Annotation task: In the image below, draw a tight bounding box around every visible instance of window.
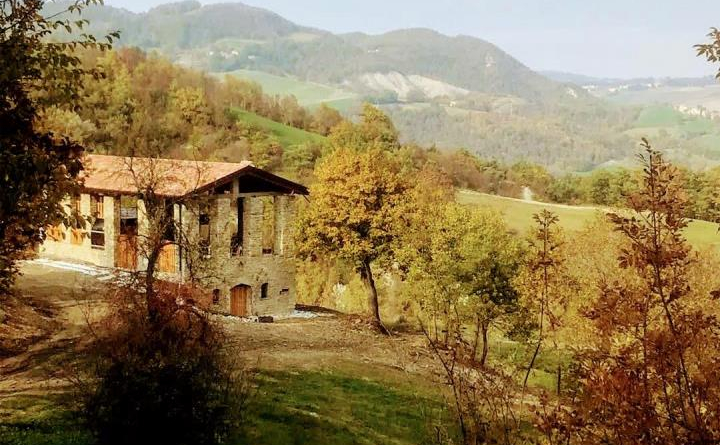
[90,195,105,249]
[212,289,220,305]
[163,201,175,242]
[260,283,269,300]
[120,196,138,235]
[91,194,104,218]
[261,196,276,255]
[231,198,244,256]
[91,219,105,248]
[68,194,83,231]
[199,202,211,257]
[70,194,81,215]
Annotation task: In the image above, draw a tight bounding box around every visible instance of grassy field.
[0,370,448,445]
[219,69,359,110]
[458,190,720,250]
[607,84,720,113]
[231,108,327,148]
[625,104,720,140]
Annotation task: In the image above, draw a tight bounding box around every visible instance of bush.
[77,284,250,445]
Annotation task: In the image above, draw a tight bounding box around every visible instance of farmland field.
[458,190,720,250]
[231,108,327,148]
[219,69,359,109]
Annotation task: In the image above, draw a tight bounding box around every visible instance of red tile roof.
[81,155,306,197]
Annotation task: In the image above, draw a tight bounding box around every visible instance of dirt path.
[0,262,109,400]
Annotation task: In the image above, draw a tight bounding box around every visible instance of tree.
[329,103,400,152]
[296,148,409,333]
[538,140,720,445]
[0,0,115,294]
[515,210,570,391]
[310,103,343,136]
[408,204,526,445]
[406,203,523,366]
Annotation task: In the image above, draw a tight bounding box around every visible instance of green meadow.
[220,69,359,110]
[458,190,720,250]
[231,109,327,148]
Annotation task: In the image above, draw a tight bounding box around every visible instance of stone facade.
[40,184,301,317]
[183,192,298,316]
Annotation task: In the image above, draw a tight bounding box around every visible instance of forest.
[37,46,720,224]
[4,2,720,445]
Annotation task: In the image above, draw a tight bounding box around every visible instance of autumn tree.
[538,140,720,445]
[515,210,571,391]
[696,27,720,78]
[296,147,409,333]
[311,103,344,136]
[296,104,407,333]
[0,0,115,294]
[329,103,401,152]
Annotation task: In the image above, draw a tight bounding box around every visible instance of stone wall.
[199,193,299,316]
[40,188,301,317]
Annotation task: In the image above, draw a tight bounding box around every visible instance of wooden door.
[116,235,138,270]
[158,243,177,274]
[230,285,251,317]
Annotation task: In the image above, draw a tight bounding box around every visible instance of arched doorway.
[230,284,251,317]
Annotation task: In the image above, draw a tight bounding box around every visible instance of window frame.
[90,194,105,249]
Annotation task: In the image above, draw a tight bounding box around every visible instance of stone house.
[41,154,308,317]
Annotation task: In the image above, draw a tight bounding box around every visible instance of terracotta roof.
[81,155,306,197]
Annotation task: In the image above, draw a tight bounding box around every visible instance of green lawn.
[0,370,449,445]
[245,370,448,445]
[231,108,327,149]
[219,70,359,109]
[458,190,720,250]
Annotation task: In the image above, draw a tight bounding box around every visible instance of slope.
[457,190,720,250]
[232,109,326,148]
[45,1,575,106]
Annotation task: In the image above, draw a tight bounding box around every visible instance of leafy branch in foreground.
[537,139,720,445]
[0,0,116,294]
[696,27,720,79]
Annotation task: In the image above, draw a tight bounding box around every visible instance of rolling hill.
[44,1,720,172]
[46,1,577,105]
[232,109,326,148]
[457,190,720,250]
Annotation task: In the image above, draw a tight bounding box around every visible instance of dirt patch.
[221,314,439,386]
[0,294,58,358]
[1,261,442,402]
[0,262,110,399]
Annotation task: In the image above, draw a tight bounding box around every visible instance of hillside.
[216,69,359,110]
[457,190,720,249]
[48,1,571,105]
[232,109,326,147]
[43,1,720,172]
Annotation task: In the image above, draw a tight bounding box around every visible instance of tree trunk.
[479,322,489,367]
[360,260,388,335]
[145,244,161,324]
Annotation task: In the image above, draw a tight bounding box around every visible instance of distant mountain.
[541,71,717,88]
[45,1,720,172]
[46,1,582,106]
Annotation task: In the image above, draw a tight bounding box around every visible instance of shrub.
[77,283,251,445]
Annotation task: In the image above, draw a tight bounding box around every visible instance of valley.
[5,2,720,444]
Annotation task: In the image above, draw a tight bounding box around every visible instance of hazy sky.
[105,0,720,78]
